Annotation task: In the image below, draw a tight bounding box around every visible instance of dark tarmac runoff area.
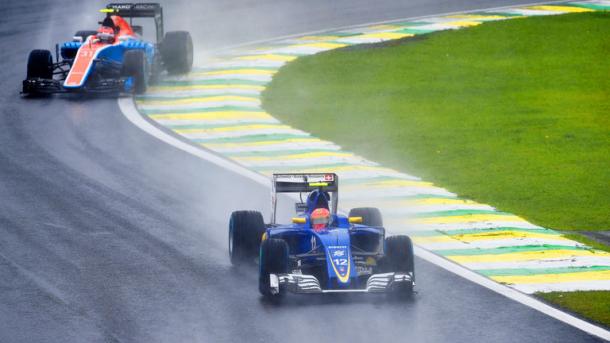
[0,0,604,342]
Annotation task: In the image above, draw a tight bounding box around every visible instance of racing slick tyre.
[259,238,289,298]
[122,50,148,94]
[161,31,193,74]
[229,210,266,266]
[349,207,383,227]
[26,49,53,80]
[74,30,98,42]
[385,235,415,298]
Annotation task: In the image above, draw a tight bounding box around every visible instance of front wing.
[269,272,414,295]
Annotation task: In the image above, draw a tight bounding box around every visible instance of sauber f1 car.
[22,3,193,95]
[229,173,415,299]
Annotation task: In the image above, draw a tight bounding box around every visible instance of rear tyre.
[259,238,289,298]
[228,211,266,266]
[27,49,53,80]
[122,50,148,94]
[349,207,383,227]
[161,31,193,74]
[74,30,98,42]
[385,235,415,298]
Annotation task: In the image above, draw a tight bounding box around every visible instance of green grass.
[538,291,610,327]
[262,12,610,232]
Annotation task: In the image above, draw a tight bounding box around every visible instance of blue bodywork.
[264,190,384,290]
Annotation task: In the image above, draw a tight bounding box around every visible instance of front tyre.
[122,50,148,94]
[160,31,193,74]
[27,49,53,80]
[259,238,289,299]
[385,235,415,298]
[229,211,266,266]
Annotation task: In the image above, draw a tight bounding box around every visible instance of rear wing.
[273,173,338,193]
[104,3,164,42]
[271,173,339,224]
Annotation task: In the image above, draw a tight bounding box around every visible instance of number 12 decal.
[334,258,348,266]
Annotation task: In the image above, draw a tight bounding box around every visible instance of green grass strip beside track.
[538,291,610,327]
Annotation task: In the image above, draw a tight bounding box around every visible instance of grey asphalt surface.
[0,0,604,342]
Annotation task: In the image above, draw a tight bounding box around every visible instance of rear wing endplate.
[105,3,164,42]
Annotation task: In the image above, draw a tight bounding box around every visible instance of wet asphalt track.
[0,0,604,342]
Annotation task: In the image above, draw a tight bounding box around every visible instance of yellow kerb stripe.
[527,5,593,13]
[147,84,265,92]
[413,214,526,224]
[204,138,323,149]
[237,151,354,161]
[262,165,396,174]
[448,249,610,264]
[149,111,271,121]
[406,198,481,206]
[445,21,482,27]
[175,124,290,134]
[137,95,259,106]
[413,231,568,244]
[492,270,610,285]
[446,14,509,20]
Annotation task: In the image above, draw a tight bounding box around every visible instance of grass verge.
[263,11,610,326]
[538,291,610,327]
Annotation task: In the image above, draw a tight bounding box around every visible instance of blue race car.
[22,3,192,95]
[229,173,415,299]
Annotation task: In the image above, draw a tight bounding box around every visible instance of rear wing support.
[105,3,164,42]
[271,173,339,224]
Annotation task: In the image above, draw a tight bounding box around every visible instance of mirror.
[348,217,363,224]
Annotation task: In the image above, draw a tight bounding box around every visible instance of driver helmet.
[311,208,330,231]
[97,26,115,43]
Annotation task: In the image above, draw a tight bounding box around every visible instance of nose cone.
[318,229,353,287]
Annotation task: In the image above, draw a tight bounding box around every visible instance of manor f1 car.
[229,173,415,299]
[22,3,193,95]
